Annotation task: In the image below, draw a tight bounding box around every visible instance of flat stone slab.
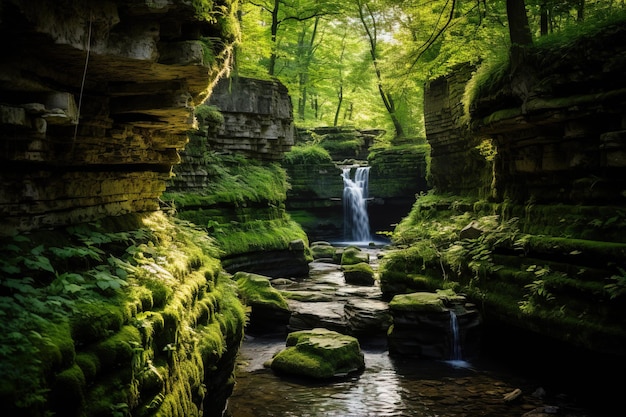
[287,300,348,333]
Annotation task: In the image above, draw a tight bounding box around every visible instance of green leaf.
[24,255,55,273]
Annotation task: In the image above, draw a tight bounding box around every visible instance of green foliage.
[195,104,224,127]
[605,268,626,300]
[0,211,234,415]
[164,152,288,207]
[283,143,333,165]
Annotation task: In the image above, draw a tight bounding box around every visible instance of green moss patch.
[340,246,370,266]
[343,262,376,286]
[235,271,290,311]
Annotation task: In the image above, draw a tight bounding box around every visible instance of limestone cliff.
[386,21,626,364]
[0,2,246,416]
[165,76,310,278]
[0,0,235,234]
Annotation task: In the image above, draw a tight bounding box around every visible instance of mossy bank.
[0,212,246,417]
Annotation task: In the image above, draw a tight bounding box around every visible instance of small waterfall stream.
[342,166,371,242]
[449,310,462,361]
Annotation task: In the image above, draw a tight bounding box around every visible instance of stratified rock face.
[423,63,494,198]
[425,23,626,204]
[205,76,295,160]
[0,0,237,235]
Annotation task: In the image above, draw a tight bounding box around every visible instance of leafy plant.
[605,267,626,300]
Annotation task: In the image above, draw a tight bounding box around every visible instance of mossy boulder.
[310,241,337,260]
[342,262,376,286]
[268,328,365,379]
[340,246,369,266]
[235,271,291,331]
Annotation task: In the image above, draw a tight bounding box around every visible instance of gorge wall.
[381,21,626,406]
[0,0,237,235]
[0,1,249,416]
[381,23,626,411]
[165,76,310,278]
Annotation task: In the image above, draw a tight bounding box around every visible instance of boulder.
[340,246,370,265]
[310,242,337,260]
[342,262,376,286]
[268,328,365,379]
[235,272,290,332]
[344,299,392,336]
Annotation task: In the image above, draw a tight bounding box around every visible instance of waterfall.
[449,310,462,361]
[342,166,371,242]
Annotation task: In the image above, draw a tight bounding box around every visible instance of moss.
[310,243,337,259]
[342,262,375,285]
[75,352,100,383]
[283,143,333,165]
[388,292,447,313]
[340,246,369,266]
[270,329,365,379]
[235,271,290,311]
[93,325,142,369]
[71,302,125,344]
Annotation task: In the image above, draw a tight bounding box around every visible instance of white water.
[447,310,471,368]
[342,166,371,242]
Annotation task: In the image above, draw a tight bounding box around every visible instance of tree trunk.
[334,84,343,127]
[577,0,585,21]
[506,0,533,69]
[540,1,548,36]
[268,0,280,76]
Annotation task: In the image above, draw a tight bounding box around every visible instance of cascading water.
[449,310,462,361]
[342,166,371,242]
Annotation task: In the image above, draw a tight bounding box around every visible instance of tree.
[506,0,533,68]
[354,0,405,138]
[248,0,340,76]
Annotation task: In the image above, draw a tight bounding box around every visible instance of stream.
[224,246,611,417]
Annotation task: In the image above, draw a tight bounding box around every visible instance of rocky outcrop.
[384,20,626,395]
[0,0,236,235]
[387,291,481,360]
[165,77,310,278]
[205,76,295,161]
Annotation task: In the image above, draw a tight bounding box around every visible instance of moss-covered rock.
[235,271,291,331]
[340,246,370,266]
[342,262,376,286]
[310,241,337,260]
[268,328,365,379]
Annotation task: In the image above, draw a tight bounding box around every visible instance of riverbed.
[224,246,613,417]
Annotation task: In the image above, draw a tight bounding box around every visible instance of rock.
[235,272,291,332]
[311,243,337,260]
[288,239,305,251]
[459,221,484,240]
[340,246,370,265]
[344,299,392,336]
[342,262,376,286]
[387,291,481,359]
[503,388,523,403]
[268,328,365,379]
[287,300,348,333]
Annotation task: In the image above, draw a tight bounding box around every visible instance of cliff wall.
[0,2,247,416]
[166,76,310,277]
[385,21,626,369]
[0,0,234,234]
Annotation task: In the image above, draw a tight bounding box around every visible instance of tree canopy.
[235,0,626,141]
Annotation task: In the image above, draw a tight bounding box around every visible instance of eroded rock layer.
[0,0,236,234]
